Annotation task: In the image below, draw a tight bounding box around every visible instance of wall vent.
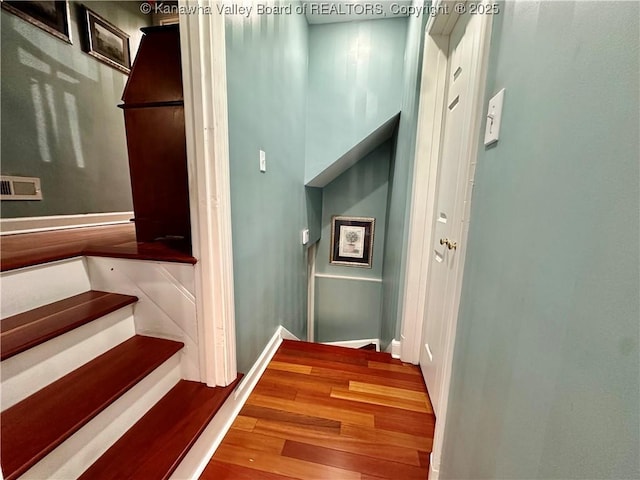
[0,175,43,201]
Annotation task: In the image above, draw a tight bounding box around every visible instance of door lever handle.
[439,238,458,250]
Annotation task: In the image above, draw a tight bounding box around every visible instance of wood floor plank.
[267,360,312,375]
[349,380,429,403]
[362,474,397,480]
[340,423,433,453]
[253,418,422,466]
[201,460,297,480]
[274,383,435,446]
[419,450,431,468]
[212,443,362,480]
[281,440,429,480]
[280,340,399,365]
[247,393,375,427]
[367,361,423,375]
[240,404,341,434]
[293,390,433,430]
[223,429,285,456]
[274,353,425,385]
[202,341,434,480]
[253,383,298,400]
[375,410,436,438]
[260,368,347,396]
[331,387,431,413]
[231,415,257,432]
[279,340,370,365]
[308,365,428,392]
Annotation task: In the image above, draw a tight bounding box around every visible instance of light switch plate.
[484,88,505,146]
[259,150,266,172]
[302,228,309,245]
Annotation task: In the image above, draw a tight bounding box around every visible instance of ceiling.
[303,0,412,25]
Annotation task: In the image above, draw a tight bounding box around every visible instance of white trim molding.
[0,212,133,236]
[307,243,317,343]
[314,273,383,283]
[385,339,401,359]
[179,0,237,387]
[400,1,494,478]
[171,326,299,479]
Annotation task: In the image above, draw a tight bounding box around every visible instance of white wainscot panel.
[86,257,200,381]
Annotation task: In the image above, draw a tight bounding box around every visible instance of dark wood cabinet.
[120,25,191,253]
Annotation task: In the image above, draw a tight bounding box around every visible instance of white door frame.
[400,1,493,477]
[307,243,317,343]
[179,1,237,387]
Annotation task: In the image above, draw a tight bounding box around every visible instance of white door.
[419,11,475,416]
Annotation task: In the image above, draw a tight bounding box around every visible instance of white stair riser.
[1,258,90,318]
[20,352,182,480]
[1,306,136,411]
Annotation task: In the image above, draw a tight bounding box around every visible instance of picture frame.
[81,6,131,74]
[330,216,375,268]
[1,1,72,44]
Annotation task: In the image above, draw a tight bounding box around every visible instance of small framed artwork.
[330,216,375,268]
[1,1,72,44]
[81,6,131,74]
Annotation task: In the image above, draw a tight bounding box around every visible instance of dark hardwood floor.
[201,340,435,480]
[0,223,196,271]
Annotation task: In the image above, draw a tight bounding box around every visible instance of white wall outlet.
[302,228,310,245]
[259,150,266,172]
[484,88,505,146]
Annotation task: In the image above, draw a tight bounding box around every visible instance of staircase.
[1,257,240,479]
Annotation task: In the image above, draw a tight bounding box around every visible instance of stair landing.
[0,223,196,272]
[202,340,435,480]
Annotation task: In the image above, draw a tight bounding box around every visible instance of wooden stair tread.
[0,335,183,480]
[80,376,243,480]
[1,290,138,361]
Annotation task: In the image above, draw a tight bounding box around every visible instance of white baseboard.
[0,212,134,236]
[323,338,380,351]
[429,453,439,480]
[385,339,401,359]
[170,325,300,479]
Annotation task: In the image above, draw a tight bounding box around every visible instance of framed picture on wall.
[330,216,375,268]
[81,6,131,74]
[1,1,72,44]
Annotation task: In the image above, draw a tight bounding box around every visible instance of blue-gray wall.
[315,140,392,342]
[225,10,309,373]
[305,18,407,183]
[441,2,640,478]
[1,1,149,218]
[380,9,428,348]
